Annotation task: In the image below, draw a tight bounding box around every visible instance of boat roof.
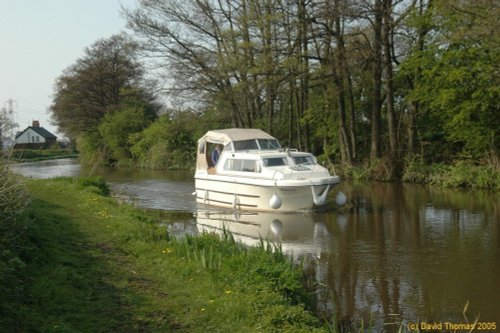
[199,128,277,146]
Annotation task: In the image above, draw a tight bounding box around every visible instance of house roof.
[15,126,57,140]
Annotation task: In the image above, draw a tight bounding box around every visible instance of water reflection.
[10,158,81,178]
[195,208,334,258]
[315,183,500,329]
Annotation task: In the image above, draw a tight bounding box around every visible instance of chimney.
[32,120,40,128]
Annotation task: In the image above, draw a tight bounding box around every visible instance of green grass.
[7,149,78,162]
[8,178,326,332]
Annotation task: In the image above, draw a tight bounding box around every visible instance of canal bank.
[4,177,324,332]
[8,159,500,330]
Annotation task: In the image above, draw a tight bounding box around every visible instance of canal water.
[11,158,500,330]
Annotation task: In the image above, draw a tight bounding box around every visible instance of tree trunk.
[334,0,353,165]
[371,0,383,161]
[383,0,398,162]
[298,0,311,151]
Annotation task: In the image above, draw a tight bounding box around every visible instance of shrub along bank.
[1,176,326,332]
[338,158,499,191]
[0,161,32,329]
[8,149,78,162]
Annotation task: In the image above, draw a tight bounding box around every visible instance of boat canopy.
[198,128,276,146]
[196,128,278,171]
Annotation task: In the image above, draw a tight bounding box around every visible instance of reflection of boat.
[193,129,340,212]
[195,209,330,257]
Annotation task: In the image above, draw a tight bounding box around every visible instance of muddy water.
[11,158,500,330]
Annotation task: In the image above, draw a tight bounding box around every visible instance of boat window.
[293,155,315,165]
[233,140,259,151]
[198,141,206,154]
[223,159,261,173]
[263,157,288,167]
[257,139,281,150]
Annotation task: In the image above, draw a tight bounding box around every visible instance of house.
[14,121,57,149]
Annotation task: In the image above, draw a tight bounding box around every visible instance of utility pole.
[5,99,17,114]
[1,99,18,150]
[0,109,3,151]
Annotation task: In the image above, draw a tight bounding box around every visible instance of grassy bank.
[7,149,78,162]
[3,177,326,332]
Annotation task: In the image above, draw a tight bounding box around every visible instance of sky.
[0,0,138,139]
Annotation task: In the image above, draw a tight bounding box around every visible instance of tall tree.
[370,0,383,160]
[381,0,416,175]
[400,0,499,161]
[50,34,158,165]
[122,0,498,172]
[51,34,156,140]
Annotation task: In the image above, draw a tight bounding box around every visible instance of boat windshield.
[292,155,315,165]
[233,139,281,151]
[257,139,281,150]
[263,157,288,167]
[233,140,259,151]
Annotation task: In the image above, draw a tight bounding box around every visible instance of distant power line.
[4,98,17,114]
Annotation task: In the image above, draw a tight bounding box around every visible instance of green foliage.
[51,35,154,140]
[403,158,500,190]
[338,158,400,182]
[49,0,500,178]
[400,0,500,161]
[0,160,32,329]
[129,115,171,169]
[9,149,78,162]
[425,46,498,157]
[76,131,105,165]
[130,112,198,169]
[53,176,111,196]
[98,107,153,166]
[78,177,110,196]
[49,34,160,167]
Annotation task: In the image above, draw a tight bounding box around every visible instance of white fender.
[335,191,347,206]
[311,184,331,206]
[269,193,282,209]
[233,194,239,210]
[270,219,283,235]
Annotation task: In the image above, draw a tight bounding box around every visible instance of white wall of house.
[15,129,47,144]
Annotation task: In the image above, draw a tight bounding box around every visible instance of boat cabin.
[196,128,277,170]
[196,128,318,177]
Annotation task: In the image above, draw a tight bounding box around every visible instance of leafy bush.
[9,149,78,162]
[98,107,153,166]
[130,113,198,169]
[76,132,106,165]
[0,159,32,328]
[53,176,110,196]
[403,158,499,190]
[475,165,500,190]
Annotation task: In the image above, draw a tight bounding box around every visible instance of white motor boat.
[193,128,340,212]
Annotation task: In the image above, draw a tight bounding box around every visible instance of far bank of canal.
[11,158,500,329]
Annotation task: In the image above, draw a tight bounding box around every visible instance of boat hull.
[194,174,339,212]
